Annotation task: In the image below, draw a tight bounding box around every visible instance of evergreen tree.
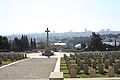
[0,36,11,51]
[89,32,103,51]
[12,37,19,51]
[30,38,33,50]
[25,36,29,50]
[12,35,29,52]
[0,36,3,49]
[33,38,36,49]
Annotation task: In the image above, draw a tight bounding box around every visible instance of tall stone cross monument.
[45,28,50,47]
[42,28,54,56]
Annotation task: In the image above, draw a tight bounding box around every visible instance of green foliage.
[89,32,103,51]
[0,36,11,51]
[12,35,29,52]
[81,43,86,49]
[30,38,36,51]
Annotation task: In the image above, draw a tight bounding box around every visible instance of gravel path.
[0,58,57,79]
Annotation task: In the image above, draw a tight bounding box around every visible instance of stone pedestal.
[42,47,54,56]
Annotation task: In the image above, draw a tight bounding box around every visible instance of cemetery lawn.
[60,57,120,78]
[0,60,13,67]
[0,58,27,67]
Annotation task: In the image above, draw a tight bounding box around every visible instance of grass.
[0,60,13,67]
[60,67,67,70]
[70,60,75,64]
[77,74,90,78]
[64,74,70,78]
[96,74,108,78]
[115,74,120,77]
[60,69,69,74]
[0,58,27,67]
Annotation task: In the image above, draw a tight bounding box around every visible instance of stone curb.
[54,57,60,72]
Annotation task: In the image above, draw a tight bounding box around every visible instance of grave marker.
[89,68,96,78]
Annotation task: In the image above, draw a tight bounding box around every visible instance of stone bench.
[49,72,63,80]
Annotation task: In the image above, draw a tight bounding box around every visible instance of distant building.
[103,42,120,46]
[103,38,120,46]
[74,43,87,50]
[52,41,67,48]
[74,44,82,49]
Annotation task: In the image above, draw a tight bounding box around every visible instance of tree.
[0,36,11,51]
[30,38,33,50]
[89,32,103,51]
[30,38,36,50]
[33,38,36,49]
[21,35,29,51]
[81,43,86,49]
[12,35,29,52]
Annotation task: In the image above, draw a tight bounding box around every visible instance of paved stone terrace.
[0,58,57,79]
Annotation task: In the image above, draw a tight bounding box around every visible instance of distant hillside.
[6,30,120,42]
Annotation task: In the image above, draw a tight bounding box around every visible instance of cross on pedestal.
[45,28,50,47]
[42,28,54,56]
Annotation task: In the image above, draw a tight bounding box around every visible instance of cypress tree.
[30,38,33,50]
[12,35,29,52]
[33,38,36,49]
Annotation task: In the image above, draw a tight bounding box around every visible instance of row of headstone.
[89,68,114,78]
[0,53,27,62]
[63,52,120,78]
[69,67,115,78]
[74,52,120,69]
[74,52,120,60]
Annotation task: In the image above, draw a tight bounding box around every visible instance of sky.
[0,0,120,35]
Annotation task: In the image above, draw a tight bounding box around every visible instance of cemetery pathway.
[0,58,57,79]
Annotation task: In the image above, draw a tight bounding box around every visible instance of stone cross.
[45,28,50,47]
